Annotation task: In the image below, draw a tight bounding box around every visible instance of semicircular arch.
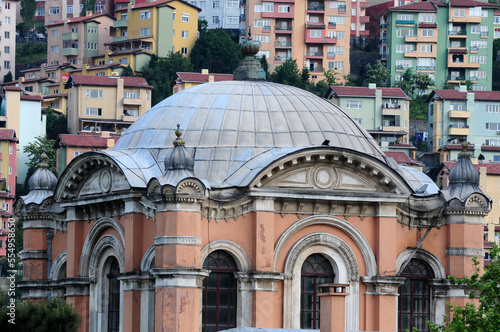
[200,240,252,272]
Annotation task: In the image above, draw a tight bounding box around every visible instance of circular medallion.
[100,170,112,192]
[313,166,335,189]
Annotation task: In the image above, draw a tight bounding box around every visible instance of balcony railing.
[338,5,346,12]
[274,41,293,47]
[275,26,293,31]
[469,46,478,52]
[310,67,324,72]
[239,14,245,19]
[327,52,335,58]
[448,30,466,36]
[480,31,488,37]
[263,25,271,30]
[306,22,326,29]
[274,56,292,61]
[395,65,404,70]
[328,22,336,28]
[449,122,468,128]
[380,23,388,29]
[470,76,478,81]
[307,4,325,10]
[380,53,387,59]
[396,20,414,25]
[380,38,387,43]
[448,75,465,81]
[417,65,435,71]
[383,121,397,126]
[306,51,324,56]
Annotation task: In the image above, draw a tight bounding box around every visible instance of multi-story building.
[46,13,115,66]
[64,74,153,133]
[0,0,18,83]
[0,87,45,182]
[0,129,16,258]
[240,0,351,80]
[54,132,120,175]
[350,0,370,41]
[45,0,111,25]
[100,0,199,72]
[325,83,411,145]
[495,10,500,38]
[380,0,497,91]
[188,0,239,33]
[427,87,500,162]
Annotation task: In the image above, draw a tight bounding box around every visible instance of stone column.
[63,278,90,332]
[318,284,349,332]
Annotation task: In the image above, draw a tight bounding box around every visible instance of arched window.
[398,259,433,332]
[202,250,238,332]
[300,253,335,329]
[107,258,120,332]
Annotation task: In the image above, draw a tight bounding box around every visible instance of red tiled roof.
[56,134,120,148]
[429,90,500,102]
[450,0,498,7]
[176,72,234,83]
[384,151,423,165]
[329,86,408,99]
[389,143,417,150]
[47,13,112,26]
[432,89,467,100]
[441,144,475,151]
[68,75,153,89]
[4,86,22,91]
[0,129,17,142]
[473,91,500,101]
[443,161,500,175]
[21,95,43,101]
[389,1,438,11]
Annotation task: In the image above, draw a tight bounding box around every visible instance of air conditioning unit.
[379,126,383,130]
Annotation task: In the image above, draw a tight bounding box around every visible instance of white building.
[0,0,18,83]
[189,0,240,31]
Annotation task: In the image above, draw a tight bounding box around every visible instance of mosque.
[16,39,490,332]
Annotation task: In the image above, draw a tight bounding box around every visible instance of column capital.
[151,268,209,288]
[361,275,406,296]
[237,271,284,292]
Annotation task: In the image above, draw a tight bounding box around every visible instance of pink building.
[0,129,17,258]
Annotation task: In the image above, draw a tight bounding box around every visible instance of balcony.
[328,22,336,29]
[448,75,465,83]
[113,20,128,28]
[274,56,292,62]
[469,46,479,53]
[123,98,143,106]
[307,4,325,11]
[62,32,79,41]
[449,126,469,136]
[327,52,335,58]
[306,22,326,29]
[262,25,272,32]
[310,67,324,72]
[448,47,467,54]
[448,30,467,37]
[469,76,478,82]
[113,36,128,42]
[449,110,470,118]
[338,5,346,12]
[275,26,293,33]
[305,51,324,58]
[396,20,415,26]
[380,23,388,29]
[122,115,139,122]
[480,31,488,38]
[405,49,437,58]
[418,22,437,28]
[379,53,387,60]
[380,38,387,44]
[416,66,435,71]
[240,14,245,19]
[62,48,78,56]
[359,16,370,23]
[382,108,401,116]
[447,54,481,68]
[274,41,293,47]
[449,15,481,24]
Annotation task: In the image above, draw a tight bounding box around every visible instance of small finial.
[173,124,185,146]
[37,152,49,168]
[459,141,470,158]
[248,27,252,40]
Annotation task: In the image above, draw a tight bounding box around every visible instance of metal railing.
[306,51,324,56]
[274,41,293,47]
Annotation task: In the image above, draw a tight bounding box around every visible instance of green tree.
[22,136,57,188]
[460,79,474,91]
[322,68,340,87]
[198,19,208,33]
[120,65,135,77]
[430,244,500,332]
[301,66,310,87]
[409,98,428,121]
[364,61,390,87]
[20,0,36,33]
[270,59,301,87]
[3,72,12,84]
[0,298,81,331]
[190,28,243,74]
[80,0,97,16]
[415,73,434,96]
[399,68,416,97]
[141,52,192,106]
[46,107,68,140]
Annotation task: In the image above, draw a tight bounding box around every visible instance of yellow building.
[64,74,153,134]
[172,69,233,93]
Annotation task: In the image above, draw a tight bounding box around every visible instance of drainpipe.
[46,231,54,299]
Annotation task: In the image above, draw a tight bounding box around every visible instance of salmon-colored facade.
[17,78,490,332]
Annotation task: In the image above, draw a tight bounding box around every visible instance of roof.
[3,86,22,91]
[55,133,120,148]
[449,0,498,7]
[388,0,439,12]
[385,151,423,166]
[116,0,199,11]
[327,86,408,99]
[0,129,18,142]
[427,90,500,102]
[474,91,500,101]
[66,75,153,89]
[176,72,234,83]
[21,95,43,101]
[442,161,500,175]
[47,13,113,27]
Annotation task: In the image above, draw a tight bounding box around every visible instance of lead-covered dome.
[109,81,390,188]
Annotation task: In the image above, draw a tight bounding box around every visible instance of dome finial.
[234,26,266,81]
[459,141,470,158]
[38,152,49,168]
[173,124,185,146]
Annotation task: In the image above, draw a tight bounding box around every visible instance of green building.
[380,0,497,91]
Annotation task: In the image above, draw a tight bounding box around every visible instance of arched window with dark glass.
[300,253,335,329]
[107,258,120,332]
[398,259,433,332]
[202,250,238,332]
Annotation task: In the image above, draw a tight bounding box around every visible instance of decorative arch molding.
[88,234,125,282]
[200,240,252,272]
[274,215,377,277]
[396,248,447,280]
[141,245,156,272]
[284,233,359,281]
[50,250,67,280]
[249,148,413,196]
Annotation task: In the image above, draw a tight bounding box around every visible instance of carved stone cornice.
[118,273,155,291]
[361,276,406,296]
[237,272,284,292]
[20,250,48,260]
[201,197,253,222]
[151,268,209,288]
[397,194,446,229]
[446,247,484,257]
[60,277,90,296]
[444,193,491,217]
[154,235,201,246]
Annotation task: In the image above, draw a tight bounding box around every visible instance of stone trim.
[140,245,156,272]
[23,219,67,232]
[200,240,253,272]
[445,247,484,257]
[85,234,125,281]
[119,274,155,291]
[237,272,284,292]
[361,276,406,296]
[151,268,209,288]
[20,250,48,260]
[397,248,447,279]
[50,250,67,280]
[154,235,201,246]
[60,277,91,296]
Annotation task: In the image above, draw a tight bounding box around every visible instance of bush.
[0,298,81,332]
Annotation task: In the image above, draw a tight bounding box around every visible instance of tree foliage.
[415,73,434,96]
[80,0,97,16]
[120,65,135,77]
[0,298,81,332]
[16,42,47,64]
[190,28,242,74]
[399,68,416,97]
[20,0,36,33]
[22,136,57,189]
[141,52,192,106]
[270,59,302,87]
[3,72,13,84]
[363,61,390,87]
[430,244,500,332]
[46,107,68,140]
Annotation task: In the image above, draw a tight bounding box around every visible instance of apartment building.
[380,0,496,91]
[45,0,111,25]
[100,0,199,72]
[46,13,115,66]
[172,69,233,93]
[325,83,411,145]
[350,0,370,40]
[240,0,352,80]
[495,10,500,39]
[0,129,16,258]
[65,74,153,134]
[188,0,240,32]
[427,87,500,162]
[0,0,18,83]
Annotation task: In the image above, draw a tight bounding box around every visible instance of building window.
[50,7,60,14]
[124,91,140,99]
[328,61,344,70]
[4,61,10,69]
[51,29,60,37]
[310,30,321,38]
[396,29,413,37]
[0,240,2,248]
[418,13,436,22]
[141,28,151,36]
[9,146,13,154]
[398,259,432,332]
[86,89,103,98]
[351,8,356,15]
[182,13,189,22]
[346,100,362,109]
[453,9,465,17]
[4,46,9,54]
[4,31,9,39]
[85,108,103,116]
[182,31,188,38]
[123,109,139,116]
[107,258,120,332]
[181,47,189,55]
[212,16,220,24]
[226,16,238,24]
[200,1,206,8]
[470,55,487,64]
[25,86,33,92]
[278,5,290,12]
[37,7,45,15]
[67,5,73,13]
[202,251,237,332]
[351,23,356,30]
[213,1,219,8]
[421,29,433,37]
[51,45,60,53]
[396,44,414,53]
[8,166,12,175]
[300,254,335,329]
[141,10,151,19]
[421,44,433,53]
[487,105,500,113]
[4,2,9,9]
[227,0,238,7]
